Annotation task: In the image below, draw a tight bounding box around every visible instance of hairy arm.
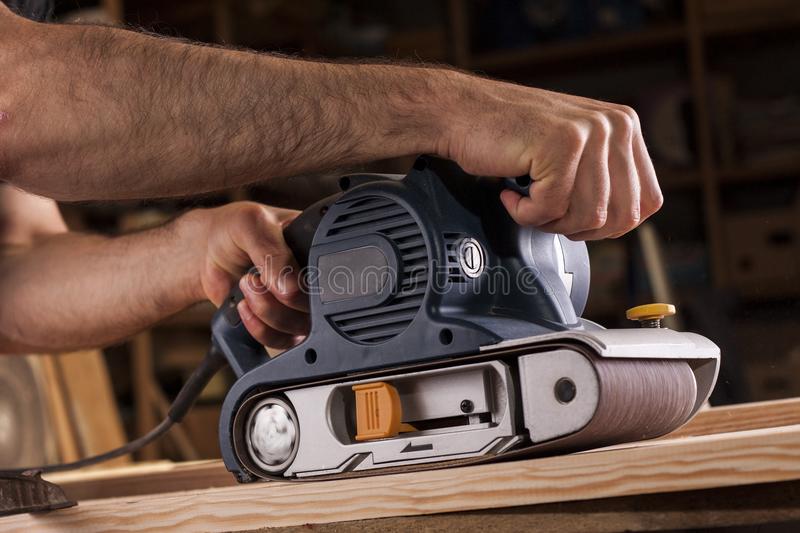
[0,4,663,239]
[0,5,444,201]
[0,187,205,352]
[0,186,306,353]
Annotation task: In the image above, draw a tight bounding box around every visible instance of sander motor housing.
[211,157,720,482]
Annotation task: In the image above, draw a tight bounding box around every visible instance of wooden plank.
[12,423,800,532]
[265,480,800,533]
[48,460,235,502]
[669,397,800,439]
[44,397,800,501]
[36,355,80,463]
[55,351,129,466]
[131,331,159,461]
[148,383,201,461]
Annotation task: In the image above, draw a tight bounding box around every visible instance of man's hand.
[188,203,309,350]
[437,74,662,240]
[0,193,311,354]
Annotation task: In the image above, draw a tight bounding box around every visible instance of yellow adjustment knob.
[626,303,676,327]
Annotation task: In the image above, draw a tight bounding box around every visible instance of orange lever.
[353,381,402,441]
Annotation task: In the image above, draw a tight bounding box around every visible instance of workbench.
[2,397,799,532]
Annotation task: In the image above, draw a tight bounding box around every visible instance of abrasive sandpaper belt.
[555,357,697,450]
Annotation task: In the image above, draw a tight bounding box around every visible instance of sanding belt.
[234,340,697,482]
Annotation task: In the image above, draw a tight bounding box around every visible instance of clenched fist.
[184,202,309,350]
[436,73,663,240]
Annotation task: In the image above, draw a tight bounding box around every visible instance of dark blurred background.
[39,0,800,461]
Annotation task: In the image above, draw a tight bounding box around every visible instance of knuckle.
[609,109,635,138]
[652,190,665,211]
[585,208,608,229]
[235,202,265,224]
[247,292,272,316]
[241,271,260,289]
[630,207,642,227]
[619,212,641,232]
[643,188,664,216]
[562,123,587,150]
[588,111,611,136]
[237,203,278,233]
[616,104,639,121]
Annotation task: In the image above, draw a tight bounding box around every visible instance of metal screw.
[641,318,661,328]
[460,399,474,413]
[554,378,577,404]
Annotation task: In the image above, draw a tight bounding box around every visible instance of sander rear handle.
[211,194,339,377]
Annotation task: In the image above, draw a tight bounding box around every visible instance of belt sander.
[0,157,721,499]
[211,157,721,482]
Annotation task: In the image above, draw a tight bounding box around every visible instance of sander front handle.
[211,194,339,377]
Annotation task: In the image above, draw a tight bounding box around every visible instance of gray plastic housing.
[213,157,592,481]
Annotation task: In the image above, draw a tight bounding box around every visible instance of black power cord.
[0,343,227,475]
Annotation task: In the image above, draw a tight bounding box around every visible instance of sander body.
[212,157,720,483]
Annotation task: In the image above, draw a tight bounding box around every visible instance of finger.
[203,258,236,307]
[274,208,301,226]
[603,104,663,223]
[233,212,306,310]
[633,130,663,221]
[500,121,588,227]
[540,122,611,237]
[500,175,573,228]
[237,300,300,350]
[572,117,640,240]
[240,275,310,336]
[253,258,309,313]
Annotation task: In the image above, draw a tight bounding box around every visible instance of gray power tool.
[211,157,720,482]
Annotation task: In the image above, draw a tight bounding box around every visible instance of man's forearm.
[0,7,449,200]
[0,216,206,353]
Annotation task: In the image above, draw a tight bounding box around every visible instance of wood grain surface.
[4,421,799,532]
[667,397,800,438]
[48,459,235,501]
[271,480,800,533]
[44,397,800,502]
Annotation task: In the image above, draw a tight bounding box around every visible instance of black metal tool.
[0,472,75,517]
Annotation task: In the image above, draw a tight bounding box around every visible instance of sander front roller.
[211,157,720,482]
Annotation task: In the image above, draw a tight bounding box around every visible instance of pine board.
[44,397,800,502]
[4,421,800,532]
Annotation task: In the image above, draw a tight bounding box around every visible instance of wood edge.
[43,397,800,501]
[10,423,799,531]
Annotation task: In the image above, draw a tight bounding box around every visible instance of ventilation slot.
[444,232,468,284]
[325,196,429,344]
